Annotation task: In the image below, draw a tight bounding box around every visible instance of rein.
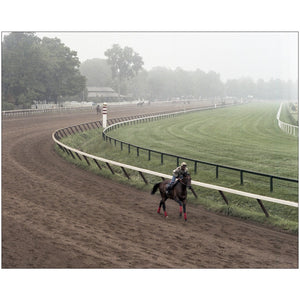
[178,177,191,188]
[178,176,197,198]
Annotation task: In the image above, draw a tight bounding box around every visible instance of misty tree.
[225,77,256,98]
[2,32,44,108]
[104,44,144,96]
[147,67,174,99]
[173,68,194,97]
[191,69,207,98]
[39,37,86,103]
[127,69,150,99]
[204,71,224,98]
[2,32,86,109]
[80,58,112,87]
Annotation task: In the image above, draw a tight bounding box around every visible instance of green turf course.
[110,102,297,177]
[58,101,298,232]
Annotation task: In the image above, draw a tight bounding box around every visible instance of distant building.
[87,86,119,101]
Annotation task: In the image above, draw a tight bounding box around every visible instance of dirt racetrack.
[2,102,298,268]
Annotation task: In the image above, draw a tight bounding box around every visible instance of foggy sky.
[36,32,298,82]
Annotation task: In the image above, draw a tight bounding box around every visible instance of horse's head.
[180,173,192,188]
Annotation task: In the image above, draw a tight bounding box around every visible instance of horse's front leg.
[183,199,187,221]
[179,204,183,217]
[174,197,183,218]
[162,201,168,218]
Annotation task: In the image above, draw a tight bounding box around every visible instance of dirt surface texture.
[2,102,298,268]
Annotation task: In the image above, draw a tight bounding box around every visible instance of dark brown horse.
[151,174,192,221]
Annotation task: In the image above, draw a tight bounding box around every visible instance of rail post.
[257,199,269,217]
[240,170,244,185]
[270,177,273,192]
[102,102,107,128]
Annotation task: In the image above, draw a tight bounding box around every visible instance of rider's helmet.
[181,162,187,168]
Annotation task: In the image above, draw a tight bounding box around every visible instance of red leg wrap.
[180,206,183,213]
[164,211,168,217]
[157,207,161,214]
[184,212,187,220]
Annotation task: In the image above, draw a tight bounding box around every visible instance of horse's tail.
[151,183,160,195]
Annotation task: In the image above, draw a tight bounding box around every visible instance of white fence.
[277,102,298,136]
[2,106,95,118]
[52,110,298,218]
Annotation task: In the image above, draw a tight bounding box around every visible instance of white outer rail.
[277,102,298,136]
[52,130,298,208]
[2,106,94,117]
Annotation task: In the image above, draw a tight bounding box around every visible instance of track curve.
[2,103,298,268]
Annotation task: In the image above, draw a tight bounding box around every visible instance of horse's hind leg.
[157,200,168,216]
[157,199,168,218]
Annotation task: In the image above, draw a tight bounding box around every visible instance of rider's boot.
[166,183,173,195]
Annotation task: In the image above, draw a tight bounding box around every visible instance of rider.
[166,162,189,195]
[96,104,101,115]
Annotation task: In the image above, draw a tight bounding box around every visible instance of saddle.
[166,180,179,194]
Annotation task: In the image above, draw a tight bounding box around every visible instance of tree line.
[2,32,297,110]
[81,58,297,101]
